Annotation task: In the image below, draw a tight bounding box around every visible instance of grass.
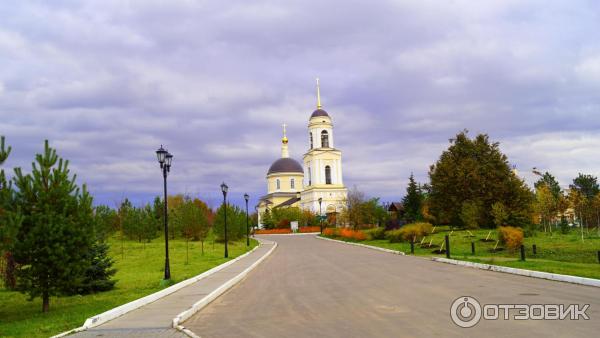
[0,234,258,338]
[324,226,600,279]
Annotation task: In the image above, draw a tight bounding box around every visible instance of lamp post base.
[160,279,174,288]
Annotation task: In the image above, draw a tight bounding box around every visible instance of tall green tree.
[173,198,209,261]
[213,204,245,241]
[12,140,94,312]
[402,173,423,223]
[534,172,561,199]
[428,131,533,228]
[0,136,20,289]
[569,173,600,229]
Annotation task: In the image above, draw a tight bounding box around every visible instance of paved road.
[185,235,600,338]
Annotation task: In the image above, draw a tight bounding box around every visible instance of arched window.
[321,130,329,148]
[308,167,312,186]
[325,166,332,184]
[310,133,313,149]
[276,179,280,190]
[291,178,295,189]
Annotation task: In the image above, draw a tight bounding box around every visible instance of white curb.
[173,239,278,337]
[51,241,263,338]
[432,257,600,288]
[316,235,406,255]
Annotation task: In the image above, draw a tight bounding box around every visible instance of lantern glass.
[165,152,173,167]
[244,193,249,202]
[156,146,167,164]
[221,182,229,194]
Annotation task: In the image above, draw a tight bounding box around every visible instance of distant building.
[257,80,348,227]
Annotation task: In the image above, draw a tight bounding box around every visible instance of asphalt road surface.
[184,235,600,338]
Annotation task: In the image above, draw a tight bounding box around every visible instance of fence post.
[445,235,450,258]
[520,244,525,261]
[532,244,537,255]
[410,240,414,254]
[471,241,475,255]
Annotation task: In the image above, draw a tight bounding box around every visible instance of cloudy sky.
[1,0,600,208]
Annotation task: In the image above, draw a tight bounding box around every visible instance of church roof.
[268,157,303,174]
[275,197,301,208]
[310,109,329,118]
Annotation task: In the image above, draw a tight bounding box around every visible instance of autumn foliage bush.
[322,227,367,241]
[255,228,292,234]
[497,226,524,250]
[299,226,320,233]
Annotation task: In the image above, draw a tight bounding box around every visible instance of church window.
[276,179,280,190]
[321,130,329,148]
[325,166,332,184]
[310,133,313,149]
[308,167,312,185]
[291,178,295,189]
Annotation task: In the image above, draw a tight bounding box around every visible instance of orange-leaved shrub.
[299,226,320,233]
[255,228,292,234]
[339,228,367,241]
[497,226,523,250]
[322,228,339,237]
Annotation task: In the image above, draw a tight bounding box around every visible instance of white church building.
[257,80,348,226]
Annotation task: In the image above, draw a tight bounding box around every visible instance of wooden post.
[532,244,537,255]
[410,240,415,254]
[471,242,475,255]
[520,244,526,261]
[445,235,450,258]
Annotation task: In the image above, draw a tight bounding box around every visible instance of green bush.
[385,229,404,243]
[364,227,386,240]
[386,222,433,243]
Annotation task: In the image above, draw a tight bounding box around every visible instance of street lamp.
[318,197,323,234]
[156,145,173,281]
[221,182,229,258]
[244,193,250,246]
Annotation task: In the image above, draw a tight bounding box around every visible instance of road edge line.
[432,257,600,288]
[172,238,278,337]
[315,235,406,255]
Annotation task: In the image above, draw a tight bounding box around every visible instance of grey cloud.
[1,0,600,207]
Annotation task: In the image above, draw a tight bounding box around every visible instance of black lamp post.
[318,197,323,234]
[244,193,250,246]
[156,145,173,281]
[221,182,229,258]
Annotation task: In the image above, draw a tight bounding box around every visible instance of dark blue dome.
[310,109,329,118]
[268,158,303,174]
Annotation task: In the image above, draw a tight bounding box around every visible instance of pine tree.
[0,136,21,289]
[12,140,94,312]
[402,173,423,223]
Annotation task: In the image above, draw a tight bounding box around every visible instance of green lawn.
[0,235,258,338]
[325,227,600,279]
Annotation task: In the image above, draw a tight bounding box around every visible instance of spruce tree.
[402,173,423,223]
[73,241,117,295]
[12,140,94,312]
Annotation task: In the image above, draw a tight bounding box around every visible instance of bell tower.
[301,79,347,219]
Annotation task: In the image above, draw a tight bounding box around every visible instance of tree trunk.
[42,291,49,313]
[201,241,204,256]
[186,238,189,265]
